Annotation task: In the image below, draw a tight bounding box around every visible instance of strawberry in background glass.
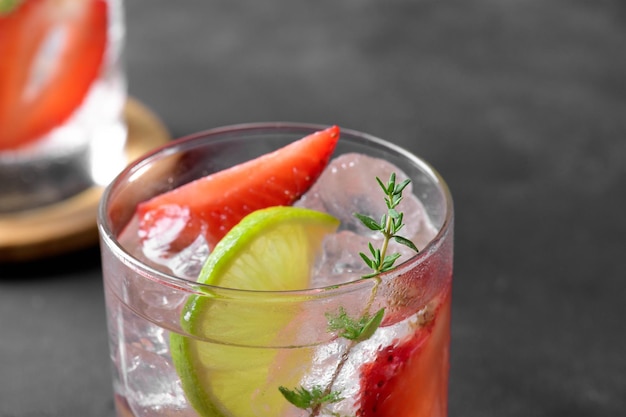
[0,0,107,150]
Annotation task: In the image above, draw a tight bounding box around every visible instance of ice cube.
[310,231,371,287]
[162,233,210,280]
[119,320,193,417]
[302,154,438,287]
[394,188,438,251]
[138,205,192,253]
[297,153,437,249]
[137,205,210,279]
[119,211,210,281]
[297,153,393,236]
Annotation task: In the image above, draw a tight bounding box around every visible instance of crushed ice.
[127,152,437,287]
[297,153,437,287]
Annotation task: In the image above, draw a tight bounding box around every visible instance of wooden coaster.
[0,98,170,262]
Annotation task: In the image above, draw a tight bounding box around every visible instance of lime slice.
[170,206,340,417]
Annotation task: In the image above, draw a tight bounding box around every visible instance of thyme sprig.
[355,173,419,278]
[279,173,418,416]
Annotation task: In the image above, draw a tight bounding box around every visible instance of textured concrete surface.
[2,0,625,416]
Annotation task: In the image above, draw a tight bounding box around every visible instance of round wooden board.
[0,98,171,262]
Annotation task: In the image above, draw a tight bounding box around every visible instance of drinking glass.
[98,123,454,417]
[0,0,126,213]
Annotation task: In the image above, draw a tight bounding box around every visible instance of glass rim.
[97,121,454,296]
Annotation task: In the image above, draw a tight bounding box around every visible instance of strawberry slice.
[136,126,340,249]
[357,295,451,417]
[0,0,108,150]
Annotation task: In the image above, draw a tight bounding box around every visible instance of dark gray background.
[2,0,626,416]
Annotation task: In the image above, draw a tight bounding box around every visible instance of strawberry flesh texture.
[357,294,451,417]
[136,126,340,249]
[0,0,108,150]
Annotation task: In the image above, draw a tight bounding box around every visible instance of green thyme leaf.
[0,0,22,14]
[354,213,381,231]
[326,306,385,342]
[359,252,375,269]
[393,235,419,252]
[326,307,360,340]
[381,253,402,271]
[376,176,387,192]
[278,385,343,411]
[357,308,385,341]
[279,386,310,409]
[395,178,411,195]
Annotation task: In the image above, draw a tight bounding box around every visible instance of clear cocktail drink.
[0,0,126,212]
[98,123,454,417]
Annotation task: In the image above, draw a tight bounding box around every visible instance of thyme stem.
[281,173,419,415]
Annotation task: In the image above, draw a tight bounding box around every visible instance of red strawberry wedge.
[136,125,340,249]
[356,296,451,417]
[0,0,108,150]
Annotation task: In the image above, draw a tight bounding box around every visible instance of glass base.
[0,78,127,214]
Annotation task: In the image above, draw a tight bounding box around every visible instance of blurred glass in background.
[0,0,126,213]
